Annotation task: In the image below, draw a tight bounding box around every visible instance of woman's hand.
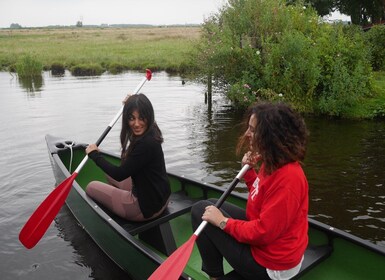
[85,143,99,155]
[202,205,225,228]
[122,93,132,104]
[242,151,260,167]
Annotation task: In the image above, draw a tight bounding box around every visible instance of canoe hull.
[46,134,385,280]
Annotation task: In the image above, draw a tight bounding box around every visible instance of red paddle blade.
[146,69,152,81]
[148,234,198,280]
[19,173,77,249]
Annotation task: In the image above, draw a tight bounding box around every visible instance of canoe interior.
[53,140,385,280]
[57,147,225,278]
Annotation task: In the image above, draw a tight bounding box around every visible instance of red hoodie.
[224,162,308,270]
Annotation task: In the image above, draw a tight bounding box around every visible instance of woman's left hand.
[122,93,132,104]
[202,205,225,227]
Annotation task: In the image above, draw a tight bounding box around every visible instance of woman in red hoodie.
[191,102,309,280]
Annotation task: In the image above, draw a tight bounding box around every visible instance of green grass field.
[0,26,201,73]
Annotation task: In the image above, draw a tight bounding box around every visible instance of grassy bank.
[0,26,201,73]
[329,72,385,119]
[354,71,385,119]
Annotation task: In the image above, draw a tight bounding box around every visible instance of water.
[0,71,384,279]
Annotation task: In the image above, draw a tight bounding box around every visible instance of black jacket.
[88,131,170,218]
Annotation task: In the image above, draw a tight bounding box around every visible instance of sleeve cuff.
[88,150,99,161]
[243,168,257,185]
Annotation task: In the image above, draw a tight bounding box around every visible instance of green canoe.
[45,134,385,280]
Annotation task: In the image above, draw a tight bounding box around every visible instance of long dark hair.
[120,93,163,160]
[237,102,308,175]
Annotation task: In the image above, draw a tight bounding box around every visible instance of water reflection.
[18,75,44,93]
[198,105,245,184]
[305,118,385,245]
[55,206,128,280]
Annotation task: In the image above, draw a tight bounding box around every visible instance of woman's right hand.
[85,143,99,155]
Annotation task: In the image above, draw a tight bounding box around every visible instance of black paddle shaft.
[214,177,241,209]
[214,164,250,209]
[95,126,112,147]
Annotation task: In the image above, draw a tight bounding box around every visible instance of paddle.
[19,69,152,249]
[148,164,250,280]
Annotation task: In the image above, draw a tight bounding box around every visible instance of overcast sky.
[0,0,228,28]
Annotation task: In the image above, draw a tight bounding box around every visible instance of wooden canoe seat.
[221,244,332,279]
[113,191,197,256]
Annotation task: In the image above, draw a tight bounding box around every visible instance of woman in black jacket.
[85,94,170,221]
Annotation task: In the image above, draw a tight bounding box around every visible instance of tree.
[303,0,385,25]
[303,0,336,16]
[10,23,22,29]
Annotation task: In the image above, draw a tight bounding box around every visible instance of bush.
[15,54,43,78]
[70,63,104,76]
[365,25,385,71]
[316,24,372,116]
[108,62,125,74]
[263,30,320,112]
[51,62,65,76]
[196,0,374,117]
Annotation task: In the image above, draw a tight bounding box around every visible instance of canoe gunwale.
[308,217,385,257]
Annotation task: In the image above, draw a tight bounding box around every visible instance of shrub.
[70,63,104,76]
[196,0,374,117]
[51,62,65,76]
[262,30,320,112]
[15,54,43,78]
[108,62,125,74]
[365,25,385,71]
[315,24,372,116]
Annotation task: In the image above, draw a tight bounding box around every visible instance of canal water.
[0,71,384,279]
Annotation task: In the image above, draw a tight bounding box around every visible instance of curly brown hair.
[237,102,309,175]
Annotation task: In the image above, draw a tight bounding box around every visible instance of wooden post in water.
[206,73,212,112]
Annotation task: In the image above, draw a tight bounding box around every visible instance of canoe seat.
[114,191,197,256]
[221,244,332,279]
[293,244,332,279]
